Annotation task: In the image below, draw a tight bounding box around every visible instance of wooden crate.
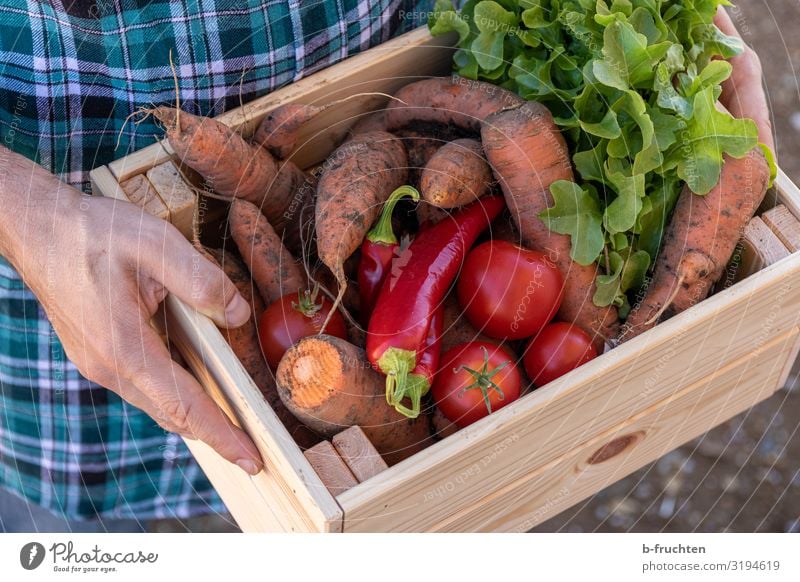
[90,27,800,532]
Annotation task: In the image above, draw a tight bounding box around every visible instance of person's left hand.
[715,7,775,154]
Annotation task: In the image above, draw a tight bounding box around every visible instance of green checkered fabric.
[0,0,432,521]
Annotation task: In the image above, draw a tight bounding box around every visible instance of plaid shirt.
[0,0,431,521]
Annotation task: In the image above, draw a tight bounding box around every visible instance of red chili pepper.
[367,194,505,418]
[357,185,420,324]
[400,304,444,415]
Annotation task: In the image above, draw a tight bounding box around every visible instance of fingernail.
[224,293,250,327]
[236,458,261,476]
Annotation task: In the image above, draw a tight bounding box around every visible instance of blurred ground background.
[534,0,800,532]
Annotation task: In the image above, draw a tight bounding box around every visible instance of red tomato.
[456,240,563,340]
[432,341,522,428]
[258,288,347,370]
[523,322,597,386]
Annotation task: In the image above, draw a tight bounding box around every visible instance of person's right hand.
[0,147,263,475]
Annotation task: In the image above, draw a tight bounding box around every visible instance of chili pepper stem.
[367,185,420,245]
[378,347,429,418]
[393,374,428,419]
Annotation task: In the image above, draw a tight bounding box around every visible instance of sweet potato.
[481,102,619,348]
[228,198,306,304]
[619,149,771,341]
[420,138,492,208]
[315,130,407,318]
[276,335,432,465]
[206,248,320,450]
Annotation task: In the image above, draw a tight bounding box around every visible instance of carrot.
[206,248,320,449]
[268,162,317,255]
[315,130,407,322]
[228,198,306,305]
[253,103,323,159]
[385,77,522,133]
[152,107,306,243]
[350,109,389,134]
[420,138,492,208]
[276,335,432,465]
[481,102,619,349]
[619,149,771,342]
[393,128,443,184]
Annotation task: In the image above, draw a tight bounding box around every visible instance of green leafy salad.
[428,0,775,315]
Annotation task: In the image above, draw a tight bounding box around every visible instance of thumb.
[147,225,251,328]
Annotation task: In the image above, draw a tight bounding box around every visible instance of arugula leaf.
[429,0,471,43]
[594,253,625,307]
[539,181,605,265]
[759,143,778,187]
[604,166,646,233]
[670,86,758,194]
[592,19,671,90]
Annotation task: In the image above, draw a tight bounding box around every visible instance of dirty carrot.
[275,335,432,465]
[357,185,420,323]
[253,103,323,159]
[620,149,771,341]
[151,107,307,248]
[481,102,620,349]
[228,198,306,304]
[420,138,492,208]
[315,130,408,326]
[366,194,505,418]
[384,77,523,133]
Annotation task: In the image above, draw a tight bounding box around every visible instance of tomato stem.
[292,284,322,318]
[456,346,509,415]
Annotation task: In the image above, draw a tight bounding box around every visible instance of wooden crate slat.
[145,161,197,238]
[108,141,174,182]
[332,426,389,483]
[762,204,800,252]
[90,166,129,200]
[304,441,359,495]
[120,174,170,217]
[163,295,343,532]
[737,216,791,280]
[183,439,308,532]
